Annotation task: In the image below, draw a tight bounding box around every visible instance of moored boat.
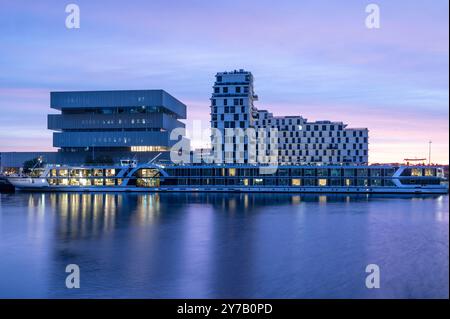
[7,161,448,194]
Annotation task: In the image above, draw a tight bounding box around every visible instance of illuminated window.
[318,179,327,186]
[105,169,116,177]
[254,178,264,185]
[79,178,91,186]
[229,168,236,176]
[291,179,301,186]
[424,168,435,176]
[131,146,168,152]
[241,178,249,186]
[69,178,80,186]
[58,169,68,177]
[93,169,103,177]
[345,178,352,186]
[411,168,422,176]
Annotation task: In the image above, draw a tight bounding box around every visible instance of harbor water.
[0,192,448,298]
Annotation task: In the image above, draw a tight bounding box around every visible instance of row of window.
[47,178,120,186]
[163,167,397,177]
[50,168,117,177]
[218,145,367,157]
[276,142,367,151]
[158,177,396,187]
[62,106,166,115]
[213,86,249,94]
[45,177,440,187]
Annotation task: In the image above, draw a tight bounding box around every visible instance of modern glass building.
[49,90,186,153]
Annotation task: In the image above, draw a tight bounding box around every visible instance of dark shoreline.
[0,176,14,193]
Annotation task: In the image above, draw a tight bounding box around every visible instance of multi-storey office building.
[210,70,369,165]
[49,90,186,153]
[1,90,187,170]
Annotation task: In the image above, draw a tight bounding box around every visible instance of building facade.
[1,90,188,170]
[49,90,186,153]
[210,70,259,163]
[256,111,368,164]
[210,70,369,165]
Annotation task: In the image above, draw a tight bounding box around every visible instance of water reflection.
[18,192,446,240]
[0,192,447,298]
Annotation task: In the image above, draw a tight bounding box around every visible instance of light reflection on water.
[0,192,448,298]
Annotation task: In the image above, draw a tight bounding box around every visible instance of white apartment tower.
[210,69,258,163]
[210,70,369,165]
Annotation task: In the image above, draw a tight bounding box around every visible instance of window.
[223,87,228,93]
[317,168,328,176]
[343,169,354,177]
[411,168,422,176]
[318,179,327,186]
[254,178,264,185]
[330,169,340,177]
[371,179,382,186]
[291,179,301,186]
[344,178,354,186]
[357,179,368,186]
[357,168,368,177]
[329,178,341,186]
[370,169,381,177]
[303,179,316,186]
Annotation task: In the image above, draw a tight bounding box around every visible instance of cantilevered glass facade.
[48,90,186,153]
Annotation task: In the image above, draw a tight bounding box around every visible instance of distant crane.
[428,141,432,165]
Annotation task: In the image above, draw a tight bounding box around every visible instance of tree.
[23,157,45,173]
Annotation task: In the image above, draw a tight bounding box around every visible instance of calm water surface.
[0,192,448,298]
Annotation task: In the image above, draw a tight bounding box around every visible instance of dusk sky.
[0,0,448,163]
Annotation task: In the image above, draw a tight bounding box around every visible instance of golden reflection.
[244,194,249,210]
[319,195,327,204]
[46,193,121,240]
[228,198,236,212]
[291,195,301,205]
[134,194,160,225]
[103,194,116,232]
[26,194,46,239]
